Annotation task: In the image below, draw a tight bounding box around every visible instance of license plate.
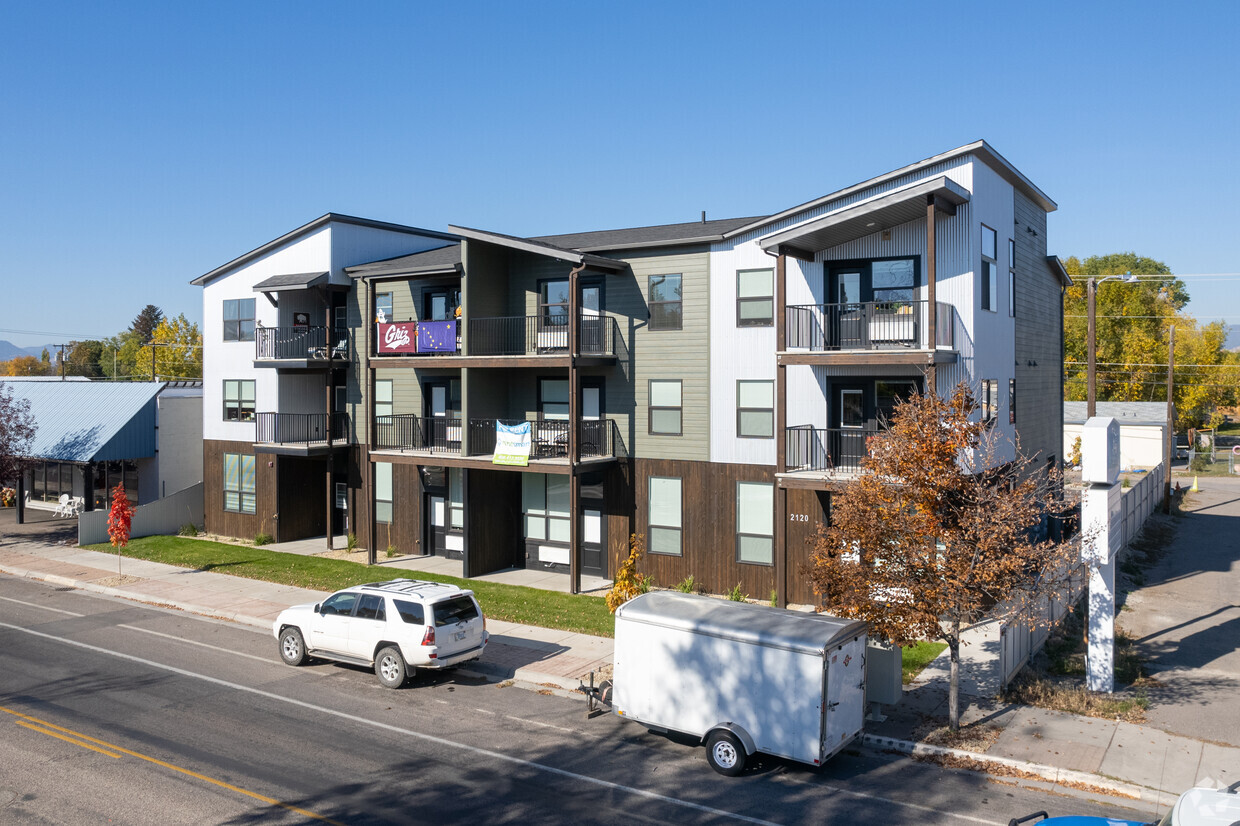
[454,630,467,641]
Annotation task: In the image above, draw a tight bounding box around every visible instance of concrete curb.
[861,734,1147,800]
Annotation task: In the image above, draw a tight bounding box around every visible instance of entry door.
[426,469,464,560]
[833,386,869,470]
[829,269,864,349]
[580,282,604,354]
[424,382,459,450]
[580,505,607,579]
[332,480,347,535]
[580,379,605,456]
[427,494,449,557]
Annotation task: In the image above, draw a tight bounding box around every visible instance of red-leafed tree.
[107,484,135,575]
[0,383,36,487]
[807,382,1080,731]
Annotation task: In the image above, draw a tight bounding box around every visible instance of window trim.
[222,379,255,422]
[222,452,256,514]
[736,379,774,439]
[1009,378,1016,425]
[648,273,683,331]
[223,298,256,342]
[375,461,393,524]
[1008,237,1016,318]
[647,475,683,556]
[648,379,683,436]
[374,291,394,324]
[736,268,774,328]
[735,481,774,567]
[980,224,998,313]
[980,379,998,424]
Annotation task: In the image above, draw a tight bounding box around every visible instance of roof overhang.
[759,176,970,257]
[1047,255,1073,288]
[252,271,332,292]
[449,225,628,272]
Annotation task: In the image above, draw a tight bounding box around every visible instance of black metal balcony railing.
[467,418,627,460]
[256,326,348,361]
[468,315,620,357]
[373,415,462,453]
[255,412,348,444]
[786,300,955,351]
[785,425,880,474]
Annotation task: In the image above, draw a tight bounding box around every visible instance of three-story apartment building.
[195,142,1068,604]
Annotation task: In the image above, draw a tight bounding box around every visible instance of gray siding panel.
[1013,191,1063,463]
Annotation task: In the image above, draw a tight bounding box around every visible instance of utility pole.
[54,343,67,380]
[1163,325,1175,514]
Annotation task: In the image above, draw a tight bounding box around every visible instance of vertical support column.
[365,278,376,565]
[925,196,938,396]
[775,252,788,608]
[568,263,583,594]
[1163,325,1174,513]
[16,472,25,525]
[1081,415,1121,693]
[1087,278,1097,419]
[326,383,334,552]
[83,462,95,512]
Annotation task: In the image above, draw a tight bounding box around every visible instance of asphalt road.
[0,575,1156,825]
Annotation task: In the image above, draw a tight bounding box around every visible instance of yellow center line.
[2,706,343,825]
[16,720,122,758]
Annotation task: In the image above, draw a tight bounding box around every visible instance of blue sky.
[2,0,1237,348]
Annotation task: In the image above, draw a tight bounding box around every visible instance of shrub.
[253,532,273,546]
[674,575,697,593]
[346,532,358,552]
[385,545,398,559]
[726,583,748,602]
[177,523,199,537]
[606,534,648,612]
[769,589,778,607]
[1070,436,1082,468]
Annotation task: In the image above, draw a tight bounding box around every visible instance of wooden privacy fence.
[78,483,204,546]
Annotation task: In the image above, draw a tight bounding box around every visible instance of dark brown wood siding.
[604,461,635,579]
[275,457,327,542]
[204,439,277,540]
[465,469,523,577]
[633,458,776,599]
[785,488,831,606]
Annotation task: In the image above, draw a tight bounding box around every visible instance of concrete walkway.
[1,521,1237,802]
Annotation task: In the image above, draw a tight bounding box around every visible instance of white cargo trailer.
[612,591,868,775]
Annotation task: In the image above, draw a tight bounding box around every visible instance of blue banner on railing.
[493,421,531,466]
[417,320,457,353]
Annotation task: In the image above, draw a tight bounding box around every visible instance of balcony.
[468,315,621,359]
[782,301,956,366]
[255,412,348,455]
[255,326,348,368]
[468,418,627,462]
[785,425,879,478]
[374,415,462,453]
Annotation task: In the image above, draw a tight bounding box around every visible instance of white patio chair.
[69,496,85,516]
[54,494,71,517]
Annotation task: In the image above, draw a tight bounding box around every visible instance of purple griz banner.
[378,322,418,353]
[417,320,458,353]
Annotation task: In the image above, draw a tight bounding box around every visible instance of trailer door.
[823,636,866,750]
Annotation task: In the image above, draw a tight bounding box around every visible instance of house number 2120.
[789,513,809,522]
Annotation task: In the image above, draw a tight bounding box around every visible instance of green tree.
[1,356,53,377]
[1064,253,1239,430]
[100,331,145,380]
[149,314,203,380]
[65,340,105,378]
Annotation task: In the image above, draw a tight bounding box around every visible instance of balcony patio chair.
[53,494,72,517]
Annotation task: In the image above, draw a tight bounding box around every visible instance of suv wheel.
[279,628,308,666]
[375,646,409,689]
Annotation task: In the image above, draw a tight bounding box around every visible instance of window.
[394,599,425,625]
[737,268,774,327]
[223,379,255,422]
[871,259,916,305]
[375,462,393,524]
[980,380,998,423]
[1008,238,1016,317]
[539,378,569,420]
[355,594,386,622]
[375,380,393,419]
[980,225,998,312]
[448,467,464,531]
[92,460,138,509]
[223,453,256,514]
[540,280,570,326]
[736,380,774,438]
[223,298,256,342]
[876,380,918,425]
[375,292,393,323]
[320,592,357,616]
[648,476,682,555]
[648,380,682,435]
[425,288,460,321]
[1009,378,1016,425]
[648,274,682,331]
[522,473,570,543]
[736,482,774,565]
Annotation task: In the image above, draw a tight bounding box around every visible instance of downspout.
[568,261,585,595]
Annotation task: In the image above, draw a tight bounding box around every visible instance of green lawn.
[902,641,948,684]
[84,536,616,637]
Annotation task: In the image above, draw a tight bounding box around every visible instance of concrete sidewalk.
[1,532,1236,804]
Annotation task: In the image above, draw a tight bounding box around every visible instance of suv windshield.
[433,596,479,627]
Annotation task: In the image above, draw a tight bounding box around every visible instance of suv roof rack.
[359,579,457,596]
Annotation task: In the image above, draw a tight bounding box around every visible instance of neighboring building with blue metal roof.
[2,379,203,516]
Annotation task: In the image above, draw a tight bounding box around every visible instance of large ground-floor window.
[93,460,139,508]
[24,461,78,504]
[223,453,256,514]
[522,473,570,544]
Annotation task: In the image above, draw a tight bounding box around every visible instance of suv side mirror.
[313,603,321,614]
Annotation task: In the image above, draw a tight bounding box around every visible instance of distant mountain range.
[1228,325,1240,351]
[0,340,59,361]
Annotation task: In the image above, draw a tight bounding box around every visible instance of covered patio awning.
[252,271,340,292]
[758,176,970,260]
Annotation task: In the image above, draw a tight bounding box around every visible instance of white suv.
[273,579,488,688]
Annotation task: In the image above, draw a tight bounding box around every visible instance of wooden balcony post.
[926,195,937,396]
[326,383,334,552]
[775,252,788,608]
[568,262,584,594]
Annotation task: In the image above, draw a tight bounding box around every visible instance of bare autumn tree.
[0,383,37,485]
[807,382,1080,731]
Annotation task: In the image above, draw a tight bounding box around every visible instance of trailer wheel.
[705,730,746,776]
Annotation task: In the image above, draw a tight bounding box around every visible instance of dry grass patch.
[914,722,1003,753]
[1005,674,1151,722]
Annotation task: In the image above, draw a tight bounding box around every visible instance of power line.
[1065,361,1240,369]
